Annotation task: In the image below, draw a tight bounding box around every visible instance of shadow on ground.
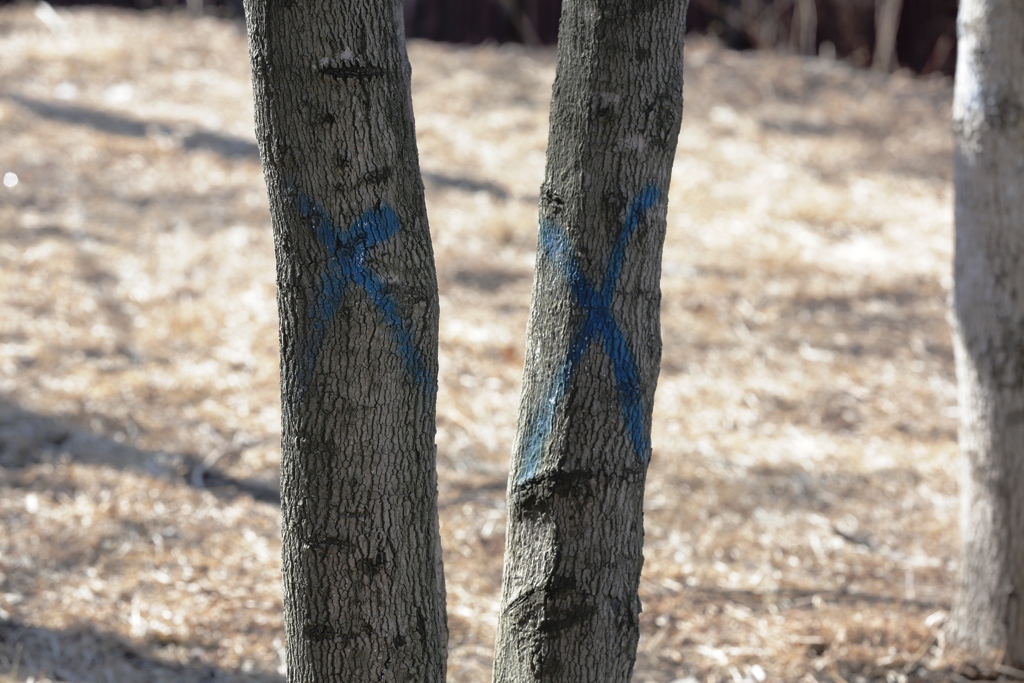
[0,397,279,505]
[5,94,260,160]
[0,619,284,683]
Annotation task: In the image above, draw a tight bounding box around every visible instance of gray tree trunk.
[948,0,1024,667]
[492,1,687,681]
[243,1,447,680]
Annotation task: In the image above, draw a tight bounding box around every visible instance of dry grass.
[0,5,977,682]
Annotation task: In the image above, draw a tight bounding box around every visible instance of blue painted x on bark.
[519,186,659,482]
[293,192,430,398]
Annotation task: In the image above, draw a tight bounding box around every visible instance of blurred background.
[0,1,968,682]
[2,0,960,75]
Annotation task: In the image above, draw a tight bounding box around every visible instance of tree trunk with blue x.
[493,0,688,681]
[246,0,448,680]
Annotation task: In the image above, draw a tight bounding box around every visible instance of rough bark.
[492,1,687,681]
[244,1,447,680]
[948,0,1024,668]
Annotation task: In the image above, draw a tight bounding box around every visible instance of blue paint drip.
[293,193,430,398]
[518,186,659,481]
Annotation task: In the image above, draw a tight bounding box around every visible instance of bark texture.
[244,1,447,680]
[493,1,687,681]
[948,0,1024,667]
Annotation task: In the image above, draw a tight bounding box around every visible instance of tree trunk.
[872,0,903,73]
[793,0,818,56]
[492,1,687,681]
[244,1,447,680]
[948,0,1024,668]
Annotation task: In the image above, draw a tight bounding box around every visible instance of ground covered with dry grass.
[0,5,979,682]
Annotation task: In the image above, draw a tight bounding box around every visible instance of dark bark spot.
[505,576,597,677]
[415,611,428,649]
[317,63,384,80]
[332,236,358,262]
[643,95,681,150]
[987,329,1024,389]
[252,52,270,82]
[303,622,335,642]
[393,633,406,647]
[540,184,566,218]
[595,102,615,119]
[272,138,295,169]
[538,602,595,634]
[512,469,596,517]
[302,622,363,646]
[357,550,387,574]
[506,588,540,630]
[537,575,595,635]
[987,94,1024,131]
[361,166,392,187]
[506,577,590,631]
[320,111,336,126]
[546,573,576,598]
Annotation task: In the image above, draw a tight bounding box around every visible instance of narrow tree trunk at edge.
[244,1,447,680]
[948,0,1024,668]
[493,2,687,681]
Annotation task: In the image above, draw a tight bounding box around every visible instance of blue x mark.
[518,186,660,481]
[293,193,430,397]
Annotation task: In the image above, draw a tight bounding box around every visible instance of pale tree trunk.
[948,0,1024,667]
[872,0,903,73]
[492,1,687,681]
[793,0,817,57]
[244,1,447,680]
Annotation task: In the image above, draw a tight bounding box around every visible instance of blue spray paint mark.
[293,192,430,398]
[518,186,659,481]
